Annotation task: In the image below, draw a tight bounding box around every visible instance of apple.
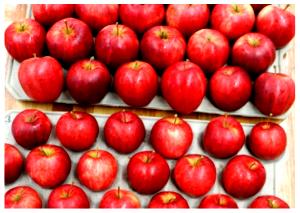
[198,194,238,208]
[104,111,145,154]
[257,5,295,49]
[249,195,289,208]
[161,61,207,114]
[26,144,71,188]
[114,60,159,107]
[119,4,165,34]
[251,4,269,14]
[56,111,99,151]
[254,72,295,116]
[46,18,93,64]
[127,150,170,194]
[203,115,245,159]
[248,122,287,160]
[173,154,216,197]
[148,191,189,208]
[5,186,42,208]
[187,29,230,74]
[209,66,252,111]
[47,184,90,208]
[5,143,23,184]
[99,187,141,208]
[141,26,186,71]
[32,4,74,26]
[77,149,118,191]
[75,4,118,32]
[150,114,193,159]
[11,109,52,149]
[95,24,139,69]
[5,19,45,62]
[232,32,276,75]
[18,56,64,102]
[166,4,210,37]
[222,155,266,199]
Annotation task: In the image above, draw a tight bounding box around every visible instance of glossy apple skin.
[99,188,141,208]
[5,186,42,208]
[232,33,276,75]
[18,56,64,102]
[26,144,71,188]
[114,61,158,107]
[127,151,170,194]
[141,26,186,71]
[148,191,189,208]
[249,195,289,208]
[257,5,295,49]
[11,109,52,149]
[209,66,252,111]
[198,194,238,208]
[248,122,286,160]
[173,154,216,197]
[161,61,207,115]
[5,144,23,184]
[120,4,165,34]
[150,115,193,159]
[75,4,118,32]
[251,4,269,13]
[77,149,118,191]
[56,111,99,151]
[187,29,230,74]
[211,4,255,40]
[222,155,266,199]
[254,72,295,116]
[32,4,74,26]
[5,19,45,62]
[203,115,245,159]
[104,111,145,154]
[46,18,93,64]
[47,184,90,208]
[166,4,210,37]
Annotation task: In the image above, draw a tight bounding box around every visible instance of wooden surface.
[4,4,295,207]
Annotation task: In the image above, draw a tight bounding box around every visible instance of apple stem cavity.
[159,30,168,39]
[121,110,128,123]
[24,113,38,123]
[64,20,72,35]
[218,197,227,206]
[70,111,81,120]
[232,4,240,13]
[267,199,279,208]
[249,161,259,170]
[40,147,54,157]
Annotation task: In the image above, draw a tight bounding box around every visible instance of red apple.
[150,115,193,159]
[166,4,210,37]
[161,61,207,114]
[99,187,141,208]
[18,56,64,102]
[222,155,266,199]
[119,4,165,34]
[11,109,52,149]
[249,195,289,208]
[198,194,238,208]
[5,19,45,62]
[173,154,216,197]
[104,111,145,154]
[187,29,230,74]
[232,33,276,75]
[26,144,71,188]
[114,60,159,107]
[77,149,118,191]
[5,186,42,208]
[95,24,139,69]
[148,191,189,208]
[127,150,170,194]
[47,184,90,208]
[257,5,295,49]
[32,4,74,26]
[203,115,245,159]
[254,72,295,116]
[5,144,23,184]
[141,26,186,71]
[209,66,252,111]
[56,111,99,151]
[251,4,269,14]
[46,18,93,64]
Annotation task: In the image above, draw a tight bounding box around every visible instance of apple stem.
[174,114,178,124]
[33,53,37,58]
[122,109,127,123]
[117,186,121,199]
[116,22,119,36]
[283,4,290,11]
[64,20,71,34]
